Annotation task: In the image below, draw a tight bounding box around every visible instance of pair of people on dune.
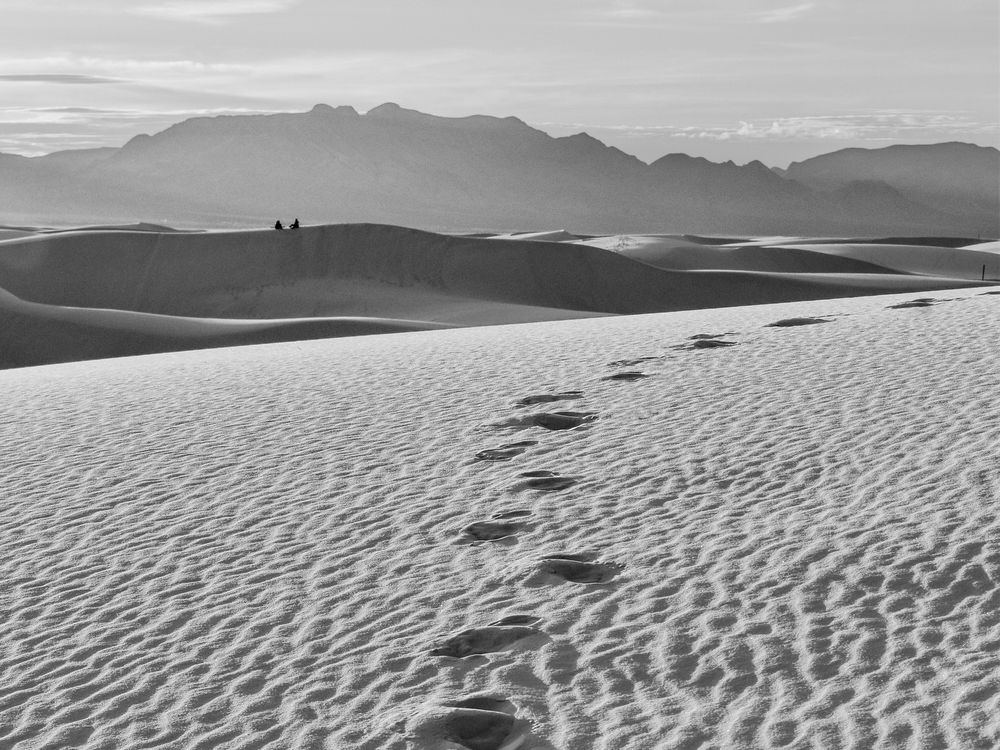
[274,219,299,230]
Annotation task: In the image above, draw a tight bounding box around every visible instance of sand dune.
[961,239,1000,252]
[0,286,450,369]
[0,227,35,241]
[1,223,993,368]
[488,230,585,243]
[1,286,998,748]
[570,234,904,274]
[570,234,1000,279]
[769,242,1000,280]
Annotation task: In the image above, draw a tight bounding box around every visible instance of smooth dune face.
[567,234,1000,278]
[0,285,452,369]
[961,239,1000,252]
[770,243,1000,280]
[0,224,993,368]
[570,235,902,274]
[1,287,998,748]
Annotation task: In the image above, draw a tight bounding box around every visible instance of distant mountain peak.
[309,103,359,117]
[362,102,536,135]
[651,153,712,168]
[650,153,770,174]
[564,132,602,143]
[366,102,412,119]
[0,103,994,235]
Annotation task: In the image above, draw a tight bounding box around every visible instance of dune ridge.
[0,287,998,748]
[1,223,994,368]
[0,285,451,369]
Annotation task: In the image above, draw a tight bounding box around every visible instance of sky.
[0,0,997,166]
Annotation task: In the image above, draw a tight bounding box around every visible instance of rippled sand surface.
[1,287,998,749]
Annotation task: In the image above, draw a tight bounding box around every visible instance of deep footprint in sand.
[766,317,831,327]
[531,411,598,430]
[489,614,542,627]
[688,339,737,349]
[538,554,622,584]
[689,332,738,340]
[608,356,660,367]
[491,509,533,520]
[888,298,937,309]
[405,695,523,750]
[458,515,531,543]
[602,371,649,382]
[429,625,543,658]
[475,441,538,461]
[514,391,583,407]
[516,471,578,491]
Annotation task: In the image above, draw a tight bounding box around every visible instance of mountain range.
[0,103,996,234]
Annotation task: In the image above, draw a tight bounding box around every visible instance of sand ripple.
[0,288,998,748]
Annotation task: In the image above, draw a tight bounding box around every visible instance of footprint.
[514,391,582,407]
[689,332,737,340]
[888,298,937,309]
[766,317,830,327]
[405,696,522,750]
[475,441,538,461]
[608,356,660,367]
[516,471,578,491]
[537,554,622,584]
[429,625,543,658]
[491,509,533,520]
[443,695,517,712]
[689,339,737,349]
[531,412,597,430]
[602,372,649,382]
[489,615,542,627]
[458,518,530,543]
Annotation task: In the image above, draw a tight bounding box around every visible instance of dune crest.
[1,223,993,368]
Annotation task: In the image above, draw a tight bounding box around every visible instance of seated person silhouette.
[290,218,300,229]
[274,220,284,230]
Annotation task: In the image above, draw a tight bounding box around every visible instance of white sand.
[1,224,992,369]
[769,243,1000,280]
[961,240,1000,253]
[571,234,1000,279]
[487,231,584,243]
[2,286,998,748]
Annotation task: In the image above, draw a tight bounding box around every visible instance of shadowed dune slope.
[771,243,1000,280]
[573,235,905,274]
[0,286,450,369]
[0,224,989,325]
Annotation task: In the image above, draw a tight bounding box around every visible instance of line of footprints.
[409,389,619,748]
[406,300,995,748]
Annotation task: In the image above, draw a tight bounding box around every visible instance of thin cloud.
[0,74,123,84]
[598,5,663,20]
[572,2,722,28]
[755,2,816,23]
[535,112,999,142]
[130,0,299,23]
[0,105,287,155]
[0,52,467,84]
[34,107,127,114]
[0,105,281,125]
[723,113,997,140]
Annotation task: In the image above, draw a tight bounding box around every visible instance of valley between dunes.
[1,285,999,748]
[0,223,996,368]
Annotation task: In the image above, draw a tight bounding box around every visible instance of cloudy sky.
[1,0,996,165]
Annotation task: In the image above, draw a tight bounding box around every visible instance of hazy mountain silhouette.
[1,105,996,234]
[783,142,999,232]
